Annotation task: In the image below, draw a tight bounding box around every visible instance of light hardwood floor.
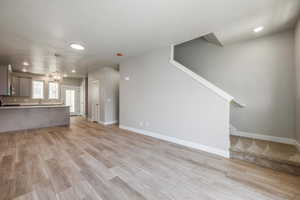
[0,117,300,200]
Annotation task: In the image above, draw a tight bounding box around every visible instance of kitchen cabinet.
[0,65,11,96]
[19,77,31,97]
[11,76,31,97]
[11,76,19,96]
[0,67,32,97]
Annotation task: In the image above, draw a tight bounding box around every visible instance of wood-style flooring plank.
[0,116,299,200]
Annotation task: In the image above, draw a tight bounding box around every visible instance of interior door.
[80,79,85,116]
[91,80,100,122]
[61,86,81,116]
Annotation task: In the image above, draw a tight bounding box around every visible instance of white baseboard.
[103,121,118,125]
[86,118,118,125]
[231,130,297,146]
[98,121,105,125]
[119,125,229,158]
[99,120,118,126]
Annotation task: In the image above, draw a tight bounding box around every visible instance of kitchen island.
[0,105,70,133]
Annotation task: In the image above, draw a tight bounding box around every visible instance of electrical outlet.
[139,122,143,127]
[145,122,150,127]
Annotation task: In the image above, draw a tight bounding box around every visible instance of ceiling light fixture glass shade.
[23,62,29,66]
[70,43,85,50]
[72,69,76,73]
[51,72,63,82]
[254,26,264,33]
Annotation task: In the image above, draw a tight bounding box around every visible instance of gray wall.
[175,30,296,139]
[295,20,300,144]
[120,47,230,153]
[88,67,119,123]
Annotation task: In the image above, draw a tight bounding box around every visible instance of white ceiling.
[0,0,299,76]
[215,1,300,45]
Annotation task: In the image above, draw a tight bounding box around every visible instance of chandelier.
[51,71,63,82]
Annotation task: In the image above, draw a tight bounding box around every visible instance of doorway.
[61,86,81,116]
[89,80,100,122]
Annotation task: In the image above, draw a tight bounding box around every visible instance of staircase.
[230,135,300,175]
[171,36,300,175]
[170,41,300,175]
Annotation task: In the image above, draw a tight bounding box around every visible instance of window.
[48,82,59,99]
[32,80,44,99]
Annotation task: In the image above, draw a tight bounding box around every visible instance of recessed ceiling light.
[70,43,85,50]
[63,74,68,77]
[23,62,29,66]
[254,26,264,33]
[72,69,76,73]
[22,68,27,72]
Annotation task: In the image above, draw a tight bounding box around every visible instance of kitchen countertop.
[0,105,69,110]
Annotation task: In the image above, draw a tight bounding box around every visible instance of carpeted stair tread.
[230,136,300,175]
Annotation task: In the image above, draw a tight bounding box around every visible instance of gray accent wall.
[175,30,296,139]
[295,20,300,144]
[119,47,230,153]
